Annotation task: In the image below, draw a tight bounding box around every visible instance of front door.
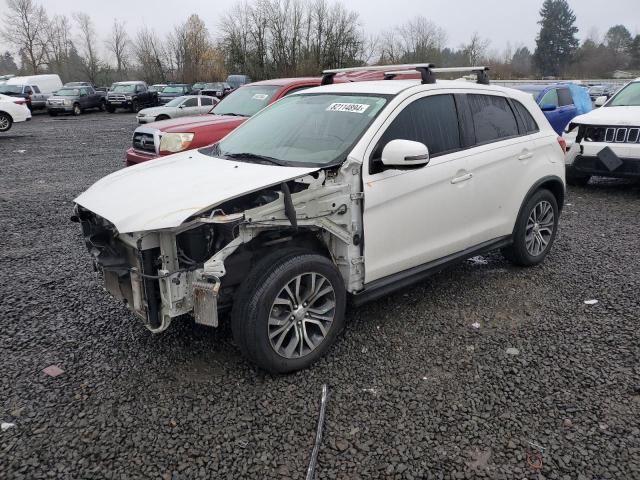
[362,93,474,283]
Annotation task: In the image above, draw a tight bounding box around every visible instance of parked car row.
[73,63,571,373]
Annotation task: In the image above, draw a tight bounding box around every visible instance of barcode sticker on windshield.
[326,103,370,114]
[252,94,268,100]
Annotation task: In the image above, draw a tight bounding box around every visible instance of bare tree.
[45,14,72,75]
[461,32,490,65]
[132,27,167,83]
[378,16,446,64]
[106,19,129,78]
[73,12,101,83]
[0,0,48,74]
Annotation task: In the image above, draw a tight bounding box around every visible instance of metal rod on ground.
[306,384,329,480]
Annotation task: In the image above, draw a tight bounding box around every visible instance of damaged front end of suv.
[74,156,364,333]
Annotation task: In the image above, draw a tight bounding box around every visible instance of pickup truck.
[46,85,107,116]
[106,81,158,113]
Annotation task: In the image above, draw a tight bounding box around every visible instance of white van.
[1,74,63,110]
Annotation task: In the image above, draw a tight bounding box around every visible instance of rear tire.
[502,189,559,267]
[155,115,169,121]
[231,248,346,373]
[0,112,12,132]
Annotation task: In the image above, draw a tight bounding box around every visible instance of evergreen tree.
[0,51,19,74]
[630,35,640,69]
[604,25,633,55]
[533,0,579,77]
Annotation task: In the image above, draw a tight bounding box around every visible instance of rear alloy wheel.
[72,104,81,116]
[231,249,346,373]
[502,189,559,267]
[0,112,12,132]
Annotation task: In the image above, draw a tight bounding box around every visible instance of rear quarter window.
[512,100,539,134]
[557,88,573,106]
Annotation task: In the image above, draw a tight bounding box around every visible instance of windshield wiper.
[216,112,249,117]
[223,152,285,166]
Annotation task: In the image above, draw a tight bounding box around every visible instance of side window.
[512,100,539,134]
[557,88,573,106]
[540,89,559,107]
[468,94,519,144]
[283,85,313,97]
[372,94,461,170]
[200,97,214,106]
[136,85,144,93]
[81,87,90,95]
[32,86,40,93]
[183,98,198,107]
[24,86,33,94]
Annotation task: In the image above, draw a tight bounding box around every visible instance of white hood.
[138,105,177,116]
[75,150,318,233]
[572,106,640,126]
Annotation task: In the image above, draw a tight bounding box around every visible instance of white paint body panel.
[0,94,31,123]
[74,150,317,233]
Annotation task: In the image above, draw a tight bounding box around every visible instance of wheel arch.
[512,175,565,235]
[0,109,14,122]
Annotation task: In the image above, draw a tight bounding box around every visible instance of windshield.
[162,86,186,93]
[212,85,279,117]
[192,83,206,90]
[55,88,80,96]
[204,82,224,90]
[212,93,388,167]
[0,85,22,94]
[607,82,640,107]
[165,96,187,107]
[112,84,136,93]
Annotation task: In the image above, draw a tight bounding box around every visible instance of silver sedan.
[136,95,218,124]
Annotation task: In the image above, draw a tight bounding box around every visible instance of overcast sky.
[2,0,639,59]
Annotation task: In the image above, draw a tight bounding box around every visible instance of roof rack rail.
[321,63,435,85]
[321,64,490,85]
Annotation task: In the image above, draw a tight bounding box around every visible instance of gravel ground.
[1,111,639,480]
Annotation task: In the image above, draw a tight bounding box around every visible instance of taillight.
[557,136,567,153]
[14,99,26,105]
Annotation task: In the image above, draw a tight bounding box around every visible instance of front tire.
[0,112,12,132]
[130,100,139,113]
[72,104,81,116]
[98,100,106,112]
[155,114,169,121]
[106,105,116,113]
[502,189,559,267]
[231,249,346,373]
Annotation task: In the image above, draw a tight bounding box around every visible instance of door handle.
[518,152,533,161]
[451,173,473,184]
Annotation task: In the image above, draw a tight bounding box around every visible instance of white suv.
[564,78,640,185]
[74,64,566,372]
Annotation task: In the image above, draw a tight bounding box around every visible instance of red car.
[125,77,327,166]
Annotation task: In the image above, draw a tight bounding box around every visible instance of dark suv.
[106,81,158,113]
[158,84,192,105]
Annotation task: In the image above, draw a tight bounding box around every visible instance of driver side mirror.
[381,139,430,167]
[594,96,608,107]
[178,104,185,108]
[540,103,557,112]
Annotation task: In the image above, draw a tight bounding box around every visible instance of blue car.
[513,84,590,135]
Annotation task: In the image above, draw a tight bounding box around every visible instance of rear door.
[463,93,542,245]
[198,96,215,114]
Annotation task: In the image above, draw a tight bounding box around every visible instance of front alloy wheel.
[268,272,336,359]
[0,113,12,132]
[231,249,346,373]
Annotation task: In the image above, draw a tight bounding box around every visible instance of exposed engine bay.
[75,158,364,333]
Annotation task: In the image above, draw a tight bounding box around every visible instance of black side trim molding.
[351,235,512,306]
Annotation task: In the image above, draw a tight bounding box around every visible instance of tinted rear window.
[468,94,519,144]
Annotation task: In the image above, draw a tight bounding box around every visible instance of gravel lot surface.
[1,112,639,480]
